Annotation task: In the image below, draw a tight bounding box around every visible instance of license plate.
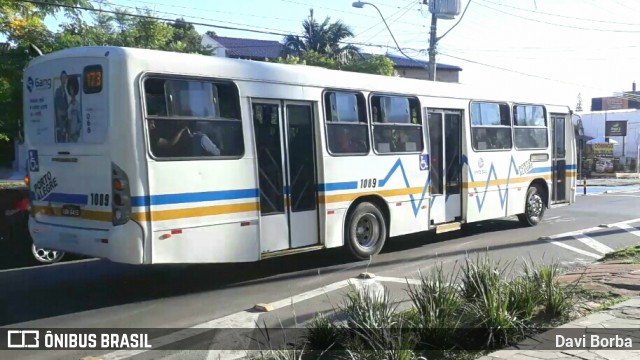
[61,205,81,217]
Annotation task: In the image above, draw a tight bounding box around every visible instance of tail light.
[15,197,29,211]
[111,162,131,226]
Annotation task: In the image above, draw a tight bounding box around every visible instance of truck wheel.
[345,202,387,260]
[518,186,545,227]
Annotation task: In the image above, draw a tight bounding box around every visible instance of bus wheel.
[31,244,65,264]
[518,186,545,227]
[345,202,387,260]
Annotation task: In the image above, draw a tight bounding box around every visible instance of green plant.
[506,261,543,321]
[406,264,464,350]
[340,284,419,359]
[306,312,342,352]
[460,253,512,300]
[535,263,574,317]
[461,254,524,347]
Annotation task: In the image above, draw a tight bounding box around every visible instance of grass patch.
[600,245,640,263]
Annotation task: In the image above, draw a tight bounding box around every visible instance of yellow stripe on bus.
[463,174,551,188]
[318,186,424,204]
[148,202,259,221]
[33,202,260,222]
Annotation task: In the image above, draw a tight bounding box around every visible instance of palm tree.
[283,9,360,64]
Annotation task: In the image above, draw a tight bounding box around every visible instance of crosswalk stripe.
[615,223,640,237]
[543,239,601,259]
[573,234,614,254]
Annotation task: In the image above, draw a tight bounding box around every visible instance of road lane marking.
[614,223,640,237]
[573,234,613,255]
[543,238,601,259]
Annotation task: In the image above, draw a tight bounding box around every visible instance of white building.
[577,109,640,159]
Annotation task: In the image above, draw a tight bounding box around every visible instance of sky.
[30,0,640,111]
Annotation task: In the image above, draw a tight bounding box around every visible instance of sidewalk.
[478,261,640,360]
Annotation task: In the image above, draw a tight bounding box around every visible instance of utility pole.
[428,12,438,81]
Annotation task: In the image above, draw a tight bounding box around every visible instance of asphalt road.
[1,189,640,359]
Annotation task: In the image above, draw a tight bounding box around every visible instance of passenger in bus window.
[148,119,189,157]
[187,125,221,156]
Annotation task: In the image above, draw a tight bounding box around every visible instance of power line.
[477,0,640,27]
[438,51,602,90]
[97,0,302,24]
[15,0,292,37]
[473,0,640,33]
[90,0,292,35]
[357,0,416,39]
[13,0,429,53]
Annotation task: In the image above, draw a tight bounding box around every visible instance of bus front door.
[551,114,568,203]
[252,100,319,254]
[427,110,463,226]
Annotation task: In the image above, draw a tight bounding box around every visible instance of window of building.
[143,77,243,159]
[513,104,548,149]
[470,101,512,151]
[371,94,423,154]
[324,91,369,155]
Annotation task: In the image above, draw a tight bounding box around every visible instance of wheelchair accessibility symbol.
[419,154,429,171]
[28,150,39,172]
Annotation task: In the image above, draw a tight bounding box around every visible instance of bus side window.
[143,77,244,159]
[324,91,369,155]
[370,94,422,154]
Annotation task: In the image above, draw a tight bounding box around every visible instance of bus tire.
[518,185,545,227]
[345,202,387,260]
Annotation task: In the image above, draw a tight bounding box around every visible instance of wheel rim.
[31,245,64,263]
[354,213,380,250]
[527,193,544,222]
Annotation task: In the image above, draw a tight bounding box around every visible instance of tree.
[0,0,90,141]
[168,18,213,55]
[278,9,395,77]
[343,55,395,76]
[283,9,359,64]
[1,4,213,141]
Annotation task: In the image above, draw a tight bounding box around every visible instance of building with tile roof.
[202,33,462,82]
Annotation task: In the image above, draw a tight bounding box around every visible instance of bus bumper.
[29,219,145,264]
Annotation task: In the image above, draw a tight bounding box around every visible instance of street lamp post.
[352,1,430,77]
[354,0,468,81]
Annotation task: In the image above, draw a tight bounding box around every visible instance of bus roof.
[28,46,570,109]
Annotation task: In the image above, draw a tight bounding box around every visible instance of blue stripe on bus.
[130,188,259,207]
[317,181,359,191]
[530,167,551,173]
[530,164,576,174]
[41,192,88,205]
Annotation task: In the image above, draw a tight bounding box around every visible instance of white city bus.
[23,46,576,264]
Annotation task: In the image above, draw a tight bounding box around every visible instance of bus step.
[436,222,461,234]
[261,245,325,259]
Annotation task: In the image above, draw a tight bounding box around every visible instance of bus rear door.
[252,100,320,255]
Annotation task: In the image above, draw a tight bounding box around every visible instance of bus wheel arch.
[518,179,547,227]
[343,195,389,260]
